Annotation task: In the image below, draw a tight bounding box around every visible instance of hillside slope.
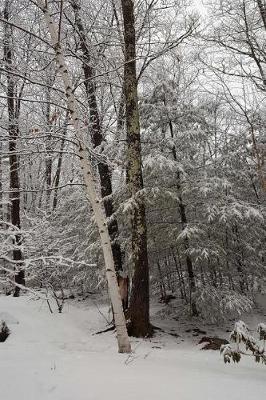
[0,295,265,400]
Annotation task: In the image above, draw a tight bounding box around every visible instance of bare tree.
[3,0,25,296]
[69,0,124,272]
[35,0,131,353]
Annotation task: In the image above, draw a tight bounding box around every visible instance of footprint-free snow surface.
[0,295,265,400]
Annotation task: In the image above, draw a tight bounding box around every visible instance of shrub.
[221,320,266,364]
[196,285,253,322]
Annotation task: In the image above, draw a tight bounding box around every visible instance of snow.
[0,311,19,324]
[0,295,265,400]
[258,323,266,332]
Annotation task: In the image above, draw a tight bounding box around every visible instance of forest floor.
[0,293,265,400]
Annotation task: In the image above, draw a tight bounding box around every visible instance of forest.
[0,0,265,399]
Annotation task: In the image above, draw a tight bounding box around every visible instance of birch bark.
[35,0,131,353]
[70,0,124,272]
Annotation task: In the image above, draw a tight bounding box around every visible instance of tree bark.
[257,0,266,30]
[52,113,68,210]
[36,0,131,353]
[168,117,198,316]
[172,251,187,302]
[121,0,151,337]
[3,0,25,297]
[45,87,53,209]
[70,0,123,272]
[0,140,3,223]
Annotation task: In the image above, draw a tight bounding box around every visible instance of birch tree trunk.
[70,0,123,272]
[3,0,25,297]
[35,0,131,353]
[121,0,151,337]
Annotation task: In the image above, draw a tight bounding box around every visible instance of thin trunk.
[45,88,53,209]
[172,251,187,302]
[164,258,172,291]
[168,119,198,316]
[225,227,235,290]
[207,230,217,287]
[3,1,24,297]
[117,82,126,135]
[52,114,68,210]
[176,248,188,302]
[36,0,131,353]
[232,224,246,294]
[71,0,123,272]
[0,141,3,222]
[156,259,166,299]
[166,255,175,292]
[121,0,151,337]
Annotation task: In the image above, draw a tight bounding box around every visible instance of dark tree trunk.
[177,192,198,316]
[257,0,266,30]
[0,141,3,222]
[53,113,68,210]
[172,251,187,302]
[45,89,53,209]
[121,0,151,337]
[3,1,24,296]
[168,120,198,316]
[232,225,246,294]
[156,259,166,300]
[71,0,123,272]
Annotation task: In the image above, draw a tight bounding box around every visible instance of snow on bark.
[35,0,131,353]
[121,0,151,338]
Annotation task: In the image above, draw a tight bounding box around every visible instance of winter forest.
[0,0,266,399]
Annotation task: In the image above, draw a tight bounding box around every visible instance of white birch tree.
[34,0,131,353]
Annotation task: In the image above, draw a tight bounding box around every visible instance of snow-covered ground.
[0,295,265,400]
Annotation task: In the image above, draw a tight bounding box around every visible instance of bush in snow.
[0,320,10,342]
[221,321,266,364]
[196,285,253,323]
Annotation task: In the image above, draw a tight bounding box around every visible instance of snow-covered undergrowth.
[0,295,265,400]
